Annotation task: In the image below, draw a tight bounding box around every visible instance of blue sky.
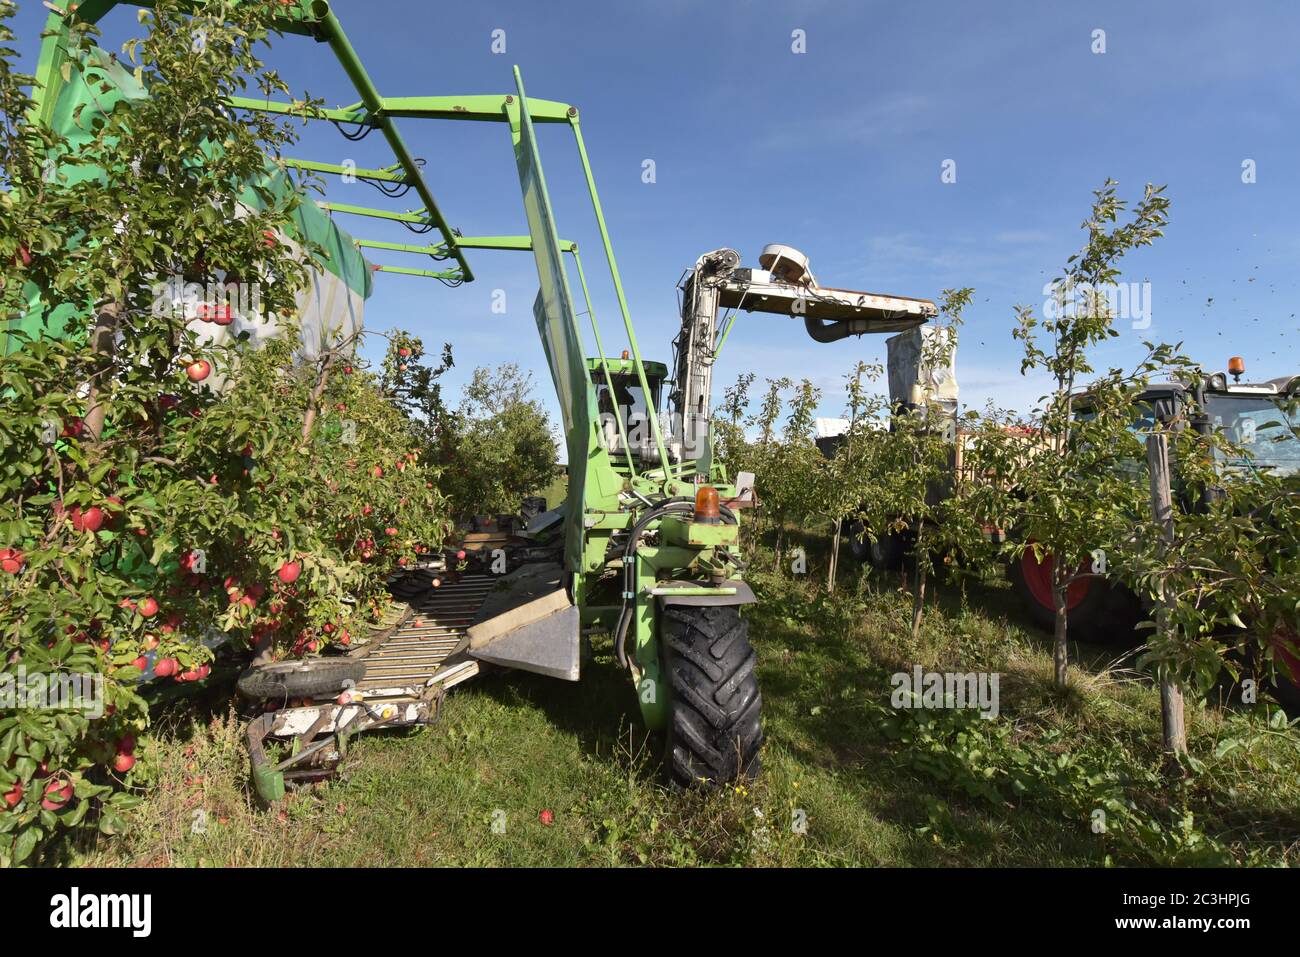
[12,0,1300,429]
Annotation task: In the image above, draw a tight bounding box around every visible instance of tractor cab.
[587,356,668,465]
[1075,359,1299,478]
[1199,367,1300,478]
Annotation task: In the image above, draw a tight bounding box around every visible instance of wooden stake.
[1146,431,1186,759]
[827,518,842,592]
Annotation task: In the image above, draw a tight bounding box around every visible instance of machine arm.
[668,244,940,462]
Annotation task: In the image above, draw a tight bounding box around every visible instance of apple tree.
[0,0,450,863]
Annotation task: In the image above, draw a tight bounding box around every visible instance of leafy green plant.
[432,363,558,520]
[1002,179,1188,688]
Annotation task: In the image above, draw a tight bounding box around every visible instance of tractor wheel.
[1009,544,1139,646]
[661,605,764,788]
[848,521,906,571]
[1265,629,1300,718]
[236,658,365,701]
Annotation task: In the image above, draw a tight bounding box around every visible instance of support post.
[1146,431,1187,761]
[827,518,842,592]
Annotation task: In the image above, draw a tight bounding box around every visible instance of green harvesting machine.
[24,0,937,790]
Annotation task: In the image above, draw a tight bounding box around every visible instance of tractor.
[1008,361,1300,703]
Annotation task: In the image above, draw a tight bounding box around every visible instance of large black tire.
[847,521,906,571]
[1008,548,1141,646]
[236,658,366,701]
[661,605,764,787]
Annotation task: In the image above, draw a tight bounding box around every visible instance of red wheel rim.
[1269,628,1300,685]
[1020,542,1091,612]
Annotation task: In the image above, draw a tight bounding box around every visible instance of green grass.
[74,526,1300,867]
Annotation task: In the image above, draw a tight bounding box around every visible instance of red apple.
[137,596,159,618]
[3,782,22,808]
[112,753,135,773]
[154,657,178,678]
[41,779,72,811]
[197,302,232,323]
[103,495,125,529]
[61,417,85,439]
[277,561,301,584]
[385,527,398,537]
[398,347,410,357]
[540,809,554,826]
[70,505,105,533]
[371,466,383,478]
[0,548,24,575]
[131,655,148,670]
[185,359,212,382]
[117,734,136,754]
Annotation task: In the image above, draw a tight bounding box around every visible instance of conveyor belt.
[353,573,496,699]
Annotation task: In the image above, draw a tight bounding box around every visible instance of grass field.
[73,526,1300,867]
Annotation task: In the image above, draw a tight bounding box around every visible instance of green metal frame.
[30,0,749,733]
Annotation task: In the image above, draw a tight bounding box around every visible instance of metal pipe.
[804,315,872,343]
[567,115,672,477]
[307,0,472,281]
[569,248,637,474]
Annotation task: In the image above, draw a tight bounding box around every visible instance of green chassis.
[27,1,752,732]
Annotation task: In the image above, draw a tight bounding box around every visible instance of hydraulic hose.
[612,497,738,670]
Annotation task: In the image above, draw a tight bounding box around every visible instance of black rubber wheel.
[661,605,764,788]
[1008,548,1140,646]
[847,521,905,570]
[236,658,366,701]
[1269,676,1300,718]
